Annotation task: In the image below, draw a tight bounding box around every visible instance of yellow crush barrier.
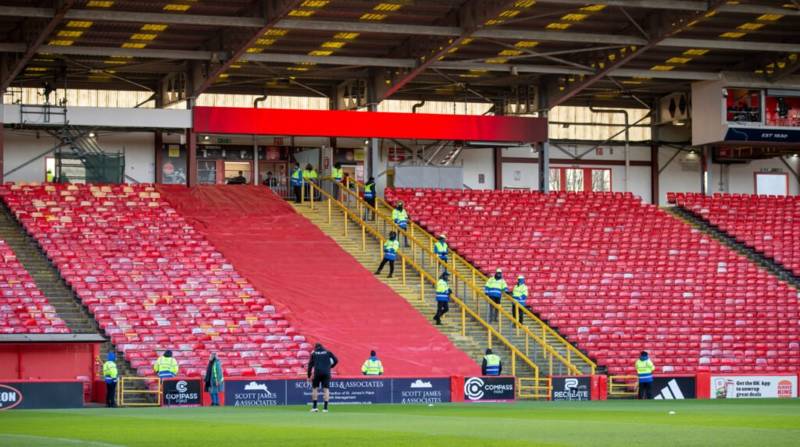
[118,376,162,407]
[607,375,639,399]
[518,377,552,400]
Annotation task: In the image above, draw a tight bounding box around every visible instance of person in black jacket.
[307,343,338,413]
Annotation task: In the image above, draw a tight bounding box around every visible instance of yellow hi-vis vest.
[383,239,399,261]
[392,209,409,227]
[434,241,448,259]
[512,283,528,305]
[635,359,655,382]
[484,354,501,375]
[485,277,508,299]
[291,168,303,186]
[364,183,375,200]
[332,167,344,181]
[436,279,450,302]
[303,169,318,181]
[361,358,384,375]
[153,356,179,378]
[103,360,118,381]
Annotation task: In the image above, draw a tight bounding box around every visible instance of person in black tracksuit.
[307,343,338,412]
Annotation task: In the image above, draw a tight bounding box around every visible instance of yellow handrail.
[304,181,543,386]
[312,179,588,376]
[518,377,552,400]
[337,177,595,375]
[608,375,639,398]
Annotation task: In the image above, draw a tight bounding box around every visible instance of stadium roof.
[2,0,800,109]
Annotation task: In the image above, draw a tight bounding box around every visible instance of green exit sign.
[216,137,231,144]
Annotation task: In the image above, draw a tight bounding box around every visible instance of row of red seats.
[0,183,309,376]
[387,188,800,375]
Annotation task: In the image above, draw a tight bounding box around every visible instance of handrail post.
[512,351,516,377]
[402,257,407,287]
[327,197,332,224]
[461,306,466,337]
[361,225,366,252]
[343,207,348,237]
[301,180,305,203]
[419,272,424,302]
[310,183,315,209]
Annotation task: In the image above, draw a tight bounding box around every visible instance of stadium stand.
[157,185,479,377]
[0,183,309,377]
[0,238,69,334]
[670,193,800,276]
[386,188,800,374]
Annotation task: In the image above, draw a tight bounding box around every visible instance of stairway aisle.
[0,205,135,377]
[669,206,800,289]
[294,200,542,381]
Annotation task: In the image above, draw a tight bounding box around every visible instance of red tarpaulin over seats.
[158,185,479,377]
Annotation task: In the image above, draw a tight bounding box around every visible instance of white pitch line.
[0,434,128,447]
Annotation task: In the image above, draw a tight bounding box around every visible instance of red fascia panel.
[193,107,547,143]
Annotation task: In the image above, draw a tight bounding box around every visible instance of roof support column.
[650,143,659,204]
[538,84,550,193]
[186,129,198,188]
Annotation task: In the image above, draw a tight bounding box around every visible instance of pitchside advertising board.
[653,377,696,400]
[163,379,202,406]
[463,377,515,402]
[711,376,797,399]
[551,377,591,401]
[224,378,450,406]
[0,381,83,410]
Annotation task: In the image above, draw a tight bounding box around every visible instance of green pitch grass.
[1,400,798,447]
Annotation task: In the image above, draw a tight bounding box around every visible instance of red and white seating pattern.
[0,239,68,333]
[671,192,800,276]
[387,188,800,375]
[0,183,309,377]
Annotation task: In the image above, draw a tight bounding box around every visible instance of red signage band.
[193,107,547,143]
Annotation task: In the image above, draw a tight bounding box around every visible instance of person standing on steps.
[511,275,529,324]
[434,234,449,263]
[332,162,344,200]
[484,268,509,323]
[308,343,338,413]
[482,348,502,376]
[375,231,399,278]
[303,163,319,200]
[204,352,224,406]
[636,351,656,400]
[363,176,376,220]
[153,349,179,379]
[291,162,303,203]
[433,271,451,325]
[392,201,410,247]
[102,352,118,408]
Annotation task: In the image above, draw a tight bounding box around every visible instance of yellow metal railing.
[303,181,546,393]
[518,377,552,400]
[318,178,594,376]
[607,375,639,398]
[118,376,162,407]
